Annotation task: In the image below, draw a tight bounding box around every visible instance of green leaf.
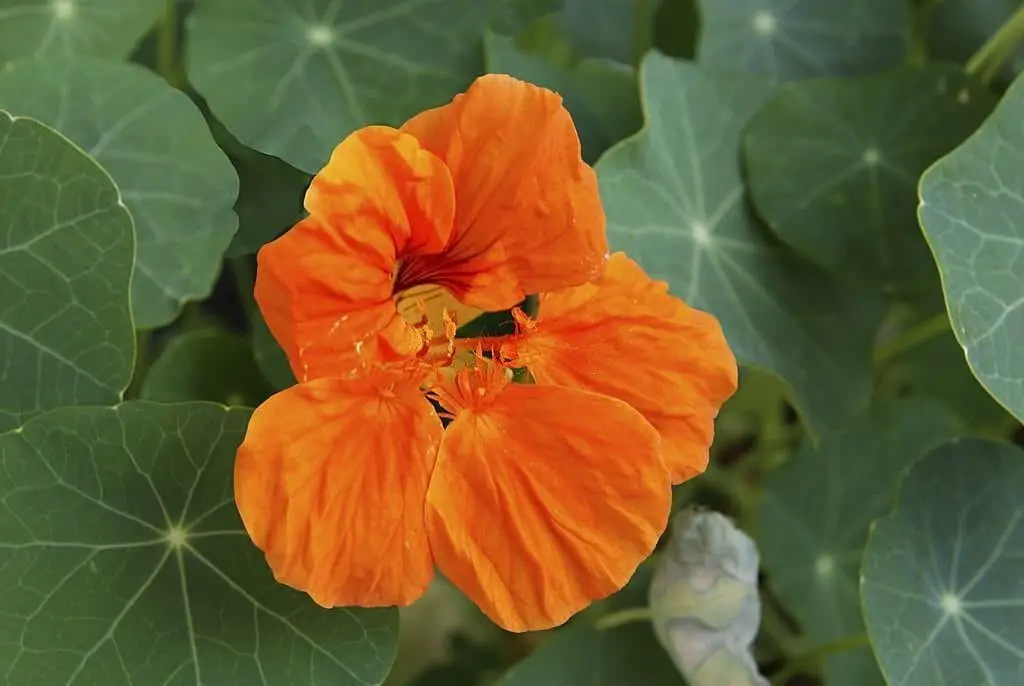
[695,0,911,81]
[758,399,959,685]
[0,57,240,329]
[918,72,1024,423]
[140,328,273,406]
[225,148,310,258]
[556,0,655,64]
[595,52,886,437]
[927,0,1024,84]
[498,568,681,685]
[252,314,296,392]
[743,65,996,297]
[0,112,134,432]
[484,32,642,164]
[861,438,1024,686]
[186,0,557,174]
[0,0,162,62]
[0,401,398,684]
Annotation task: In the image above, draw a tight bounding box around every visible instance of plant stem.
[966,2,1024,84]
[595,606,653,630]
[770,633,871,685]
[874,312,951,365]
[157,0,180,87]
[908,0,939,67]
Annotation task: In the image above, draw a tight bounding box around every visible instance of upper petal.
[401,74,608,310]
[512,252,738,483]
[235,374,442,608]
[426,377,671,632]
[255,126,456,381]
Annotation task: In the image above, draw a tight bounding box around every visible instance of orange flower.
[236,75,738,633]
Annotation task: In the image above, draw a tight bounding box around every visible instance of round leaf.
[695,0,911,81]
[140,328,273,406]
[186,0,557,174]
[918,72,1024,422]
[862,438,1024,686]
[0,57,240,329]
[744,65,996,297]
[0,401,398,685]
[758,399,959,685]
[0,112,134,432]
[595,52,886,437]
[0,0,162,62]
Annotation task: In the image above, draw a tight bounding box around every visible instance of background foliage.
[0,0,1022,684]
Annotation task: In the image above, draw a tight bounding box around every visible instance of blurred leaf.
[0,0,162,62]
[596,52,886,438]
[862,438,1024,686]
[0,57,239,329]
[652,0,699,59]
[927,0,1024,83]
[556,0,655,64]
[187,0,557,174]
[0,401,398,684]
[485,32,642,163]
[758,399,959,685]
[225,149,309,258]
[918,72,1024,422]
[744,65,996,298]
[696,0,911,81]
[0,112,134,432]
[252,315,296,392]
[140,328,272,405]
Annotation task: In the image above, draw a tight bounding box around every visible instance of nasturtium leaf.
[225,149,309,257]
[744,65,996,297]
[186,0,558,174]
[758,399,959,686]
[0,401,398,685]
[0,112,133,432]
[252,313,296,392]
[862,438,1024,686]
[918,72,1024,423]
[695,0,911,81]
[0,0,163,63]
[556,0,655,65]
[484,32,642,163]
[596,52,886,436]
[0,57,240,329]
[928,0,1024,83]
[140,328,273,406]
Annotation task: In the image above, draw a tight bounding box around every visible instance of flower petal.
[401,74,608,310]
[255,126,455,381]
[235,374,442,608]
[512,252,738,483]
[426,379,671,632]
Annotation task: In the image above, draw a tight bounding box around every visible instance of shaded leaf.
[918,72,1024,422]
[743,65,996,297]
[0,57,239,329]
[927,0,1024,84]
[0,0,162,62]
[0,112,133,431]
[862,438,1024,686]
[556,0,655,65]
[484,32,642,163]
[596,52,886,437]
[758,399,959,685]
[696,0,911,81]
[140,328,273,406]
[225,148,309,258]
[186,0,557,174]
[0,401,398,684]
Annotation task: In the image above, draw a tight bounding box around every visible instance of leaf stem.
[966,2,1024,84]
[770,633,871,685]
[908,0,939,67]
[595,606,653,630]
[157,0,180,87]
[874,312,951,365]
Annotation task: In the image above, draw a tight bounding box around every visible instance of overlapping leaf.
[0,57,240,329]
[484,32,642,163]
[696,0,910,81]
[758,400,959,686]
[0,401,398,685]
[862,439,1024,686]
[0,112,134,432]
[556,0,654,64]
[187,0,557,174]
[744,65,996,297]
[596,53,886,436]
[0,0,162,62]
[918,72,1024,422]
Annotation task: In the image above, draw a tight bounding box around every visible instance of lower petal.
[426,382,671,632]
[235,375,442,607]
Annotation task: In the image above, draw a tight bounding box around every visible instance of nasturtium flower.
[235,74,738,633]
